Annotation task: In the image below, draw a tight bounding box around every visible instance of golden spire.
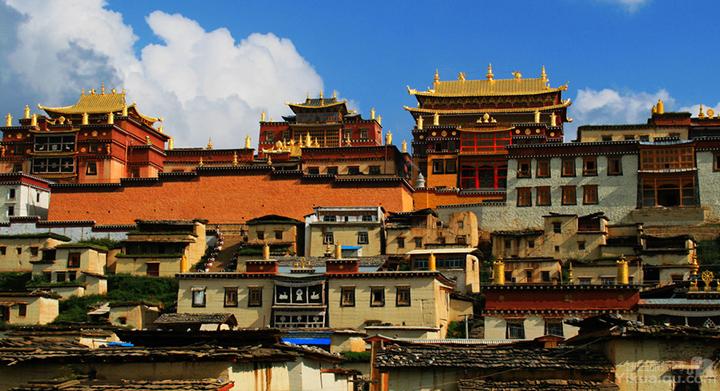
[5,113,11,127]
[245,135,252,149]
[534,110,540,123]
[458,72,466,81]
[332,90,337,99]
[319,90,324,99]
[417,115,424,130]
[30,114,38,127]
[107,112,114,125]
[433,112,439,126]
[656,99,664,114]
[122,104,128,117]
[541,65,547,82]
[146,135,151,145]
[385,130,393,145]
[434,68,439,83]
[567,261,574,284]
[486,63,494,81]
[82,113,89,125]
[111,88,117,94]
[370,107,376,120]
[81,88,85,96]
[699,104,705,118]
[512,71,522,79]
[206,138,213,150]
[158,124,164,133]
[305,132,312,147]
[267,155,272,166]
[23,105,30,119]
[377,115,382,126]
[232,151,238,166]
[260,111,266,122]
[314,137,320,147]
[401,139,407,153]
[168,137,174,150]
[100,82,105,95]
[198,156,204,167]
[550,112,557,127]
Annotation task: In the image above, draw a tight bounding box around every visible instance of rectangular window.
[607,156,623,175]
[327,166,338,175]
[445,159,457,174]
[323,232,334,245]
[561,158,576,177]
[12,163,22,173]
[544,319,564,336]
[456,235,466,245]
[561,186,577,205]
[396,286,411,307]
[56,271,66,283]
[30,247,39,257]
[146,263,160,277]
[579,277,592,285]
[224,287,238,307]
[67,252,81,268]
[322,215,337,222]
[357,231,369,244]
[307,166,320,175]
[348,166,360,175]
[68,271,76,281]
[191,287,206,307]
[459,159,507,190]
[18,304,27,317]
[16,247,21,255]
[361,214,375,222]
[516,187,532,207]
[8,189,15,200]
[359,129,368,139]
[528,240,535,249]
[248,287,263,307]
[525,270,533,282]
[369,165,381,175]
[274,231,283,240]
[536,159,550,178]
[432,160,444,174]
[601,135,613,142]
[640,147,694,170]
[33,134,75,152]
[7,206,14,217]
[583,185,599,205]
[460,131,511,154]
[341,287,355,306]
[257,231,265,240]
[639,135,650,142]
[583,157,597,176]
[504,239,512,250]
[517,159,531,178]
[536,186,551,206]
[624,135,636,140]
[552,222,562,234]
[673,369,701,391]
[506,320,526,339]
[578,241,586,250]
[414,237,422,248]
[32,157,75,174]
[86,161,98,176]
[397,237,405,248]
[601,277,616,285]
[541,271,551,282]
[264,131,274,143]
[0,246,6,255]
[370,287,385,307]
[36,192,41,203]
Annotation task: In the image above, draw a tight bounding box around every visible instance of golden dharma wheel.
[701,270,714,284]
[707,108,715,118]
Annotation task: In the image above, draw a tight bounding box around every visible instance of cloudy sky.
[0,0,718,148]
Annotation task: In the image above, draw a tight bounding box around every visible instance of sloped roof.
[154,313,237,326]
[458,379,618,391]
[411,77,564,97]
[10,378,233,391]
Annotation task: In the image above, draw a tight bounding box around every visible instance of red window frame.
[460,131,512,154]
[459,159,507,190]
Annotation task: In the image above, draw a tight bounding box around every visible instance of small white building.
[0,173,51,220]
[304,206,385,258]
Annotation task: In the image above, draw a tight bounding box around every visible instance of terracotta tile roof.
[411,77,564,97]
[457,379,619,390]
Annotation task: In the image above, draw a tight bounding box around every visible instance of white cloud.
[597,0,650,13]
[566,87,673,140]
[0,0,324,148]
[679,103,720,118]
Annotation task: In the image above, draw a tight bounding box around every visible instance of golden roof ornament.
[332,90,337,99]
[567,261,574,284]
[107,112,114,125]
[512,71,522,79]
[30,114,38,127]
[434,68,440,84]
[319,90,324,99]
[198,156,204,167]
[385,130,393,145]
[486,64,494,81]
[417,115,424,130]
[158,124,164,133]
[245,135,252,149]
[377,115,382,126]
[82,113,89,125]
[206,138,213,150]
[433,112,439,126]
[122,104,128,117]
[702,270,714,291]
[314,137,320,147]
[541,65,547,82]
[305,132,312,147]
[656,99,664,114]
[260,111,266,122]
[5,113,11,127]
[101,82,105,95]
[168,138,174,150]
[458,72,466,81]
[146,136,151,145]
[401,139,407,153]
[550,112,558,127]
[370,107,376,120]
[232,151,238,166]
[81,88,85,96]
[23,105,30,119]
[534,110,541,123]
[266,155,272,166]
[699,104,705,118]
[483,113,490,123]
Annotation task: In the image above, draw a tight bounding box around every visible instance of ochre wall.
[48,173,413,225]
[413,189,503,210]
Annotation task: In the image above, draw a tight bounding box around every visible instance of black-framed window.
[536,186,551,206]
[536,159,550,178]
[517,187,532,207]
[348,166,360,175]
[323,232,334,245]
[369,165,381,175]
[445,159,457,174]
[561,186,576,205]
[248,287,263,307]
[370,287,385,307]
[18,304,27,317]
[541,271,551,282]
[517,159,531,178]
[561,158,576,177]
[146,262,159,277]
[32,157,75,174]
[358,231,369,244]
[191,287,206,307]
[432,160,444,174]
[552,222,562,233]
[607,156,623,175]
[583,185,599,205]
[414,237,422,248]
[396,237,405,248]
[340,287,355,307]
[67,252,81,268]
[544,319,564,336]
[86,161,98,176]
[327,166,338,175]
[583,157,598,176]
[506,320,525,339]
[34,134,75,152]
[307,166,320,175]
[396,286,411,307]
[224,287,238,307]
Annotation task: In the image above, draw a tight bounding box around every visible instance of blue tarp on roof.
[342,246,362,250]
[282,337,331,346]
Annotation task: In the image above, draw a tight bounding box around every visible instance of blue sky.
[1,0,719,147]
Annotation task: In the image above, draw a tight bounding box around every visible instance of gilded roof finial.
[100,82,105,95]
[260,111,266,122]
[245,135,252,149]
[699,104,705,118]
[512,71,522,79]
[656,99,664,115]
[23,105,30,119]
[651,104,657,115]
[91,89,96,95]
[111,88,117,94]
[434,69,439,83]
[541,65,547,82]
[82,113,89,125]
[385,130,393,145]
[534,110,540,123]
[433,112,439,126]
[232,151,238,166]
[30,114,38,127]
[377,115,382,126]
[306,132,312,147]
[206,138,213,150]
[146,135,151,145]
[550,112,557,127]
[332,90,337,99]
[168,137,174,150]
[486,64,494,81]
[401,139,407,153]
[319,90,324,99]
[458,72,466,81]
[122,104,128,117]
[417,115,424,130]
[267,155,272,166]
[370,107,376,120]
[81,88,85,96]
[5,113,12,127]
[314,137,320,147]
[198,156,204,167]
[107,112,114,125]
[158,124,164,133]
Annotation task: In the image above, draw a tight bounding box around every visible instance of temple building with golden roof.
[408,65,571,208]
[1,86,170,183]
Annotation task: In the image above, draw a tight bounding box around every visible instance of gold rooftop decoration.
[5,113,12,127]
[702,270,714,292]
[385,130,393,145]
[245,135,252,149]
[417,115,424,129]
[699,104,705,118]
[486,63,494,81]
[493,258,505,285]
[23,105,30,119]
[401,139,407,153]
[206,138,213,150]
